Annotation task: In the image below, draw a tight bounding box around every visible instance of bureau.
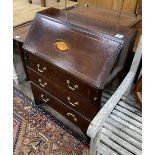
[23,6,138,133]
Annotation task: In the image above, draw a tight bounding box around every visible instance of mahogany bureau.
[23,7,138,133]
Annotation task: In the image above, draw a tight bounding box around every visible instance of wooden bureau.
[23,6,139,133]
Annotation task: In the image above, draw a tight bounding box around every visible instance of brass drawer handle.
[41,94,49,103]
[37,64,46,73]
[38,79,47,88]
[67,113,77,122]
[67,97,79,107]
[66,80,78,91]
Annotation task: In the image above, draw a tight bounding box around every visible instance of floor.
[13,45,86,137]
[14,0,78,27]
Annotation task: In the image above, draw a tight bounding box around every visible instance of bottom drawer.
[31,82,90,132]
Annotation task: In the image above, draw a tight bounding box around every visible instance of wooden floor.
[13,0,78,27]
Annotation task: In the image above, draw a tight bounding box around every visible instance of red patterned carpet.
[13,89,89,155]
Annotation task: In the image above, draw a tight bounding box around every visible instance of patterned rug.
[13,89,89,155]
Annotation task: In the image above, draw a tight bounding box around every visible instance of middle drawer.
[27,67,99,120]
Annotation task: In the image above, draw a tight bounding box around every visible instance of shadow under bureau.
[23,7,138,133]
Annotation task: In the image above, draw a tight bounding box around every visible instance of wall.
[78,0,140,14]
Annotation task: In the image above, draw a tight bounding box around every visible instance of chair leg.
[89,137,97,155]
[40,0,46,7]
[13,62,19,85]
[28,0,32,4]
[57,0,60,2]
[88,129,102,155]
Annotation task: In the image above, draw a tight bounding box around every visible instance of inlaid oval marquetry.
[54,39,71,52]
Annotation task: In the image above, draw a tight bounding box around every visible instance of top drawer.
[26,52,100,103]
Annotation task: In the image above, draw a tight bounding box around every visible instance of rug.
[13,89,89,155]
[13,0,78,27]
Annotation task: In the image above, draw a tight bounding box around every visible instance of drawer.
[31,82,90,132]
[26,52,100,102]
[27,67,99,120]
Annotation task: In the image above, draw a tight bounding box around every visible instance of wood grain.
[14,0,78,27]
[78,0,139,13]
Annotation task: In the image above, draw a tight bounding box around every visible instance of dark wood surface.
[23,9,123,89]
[134,75,142,106]
[40,0,46,7]
[14,41,29,81]
[13,6,141,43]
[39,6,141,36]
[13,22,32,81]
[26,52,100,102]
[28,0,46,7]
[13,22,32,43]
[28,0,32,4]
[21,7,141,133]
[137,0,142,15]
[31,82,90,132]
[69,5,141,28]
[38,6,141,52]
[27,67,99,119]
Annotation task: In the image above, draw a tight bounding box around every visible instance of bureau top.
[68,5,141,28]
[23,7,124,89]
[38,6,141,37]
